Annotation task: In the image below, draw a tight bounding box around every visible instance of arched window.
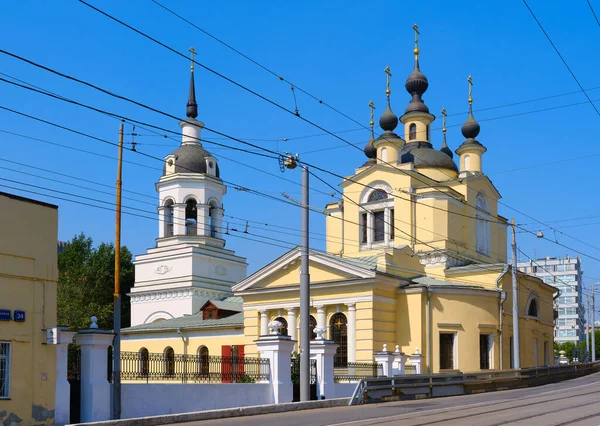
[164,199,174,237]
[330,313,348,367]
[208,200,219,238]
[139,348,149,377]
[476,194,490,256]
[368,189,387,202]
[185,198,198,235]
[309,315,317,340]
[274,317,288,336]
[197,346,209,377]
[164,347,175,377]
[527,293,539,318]
[426,125,430,141]
[464,154,471,170]
[381,147,387,162]
[409,123,417,140]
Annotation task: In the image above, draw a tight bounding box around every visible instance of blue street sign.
[0,309,11,321]
[14,310,25,322]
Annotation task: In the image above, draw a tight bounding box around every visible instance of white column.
[374,346,395,377]
[260,310,269,336]
[287,308,297,343]
[367,212,374,245]
[409,348,423,374]
[157,206,166,238]
[55,329,76,426]
[197,204,210,237]
[384,208,390,245]
[255,335,295,404]
[316,306,327,338]
[74,329,115,423]
[346,303,356,363]
[212,207,224,239]
[173,203,186,236]
[310,340,338,399]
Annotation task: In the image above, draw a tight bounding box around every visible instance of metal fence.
[119,351,270,383]
[334,361,383,383]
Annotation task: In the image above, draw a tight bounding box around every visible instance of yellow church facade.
[121,30,555,375]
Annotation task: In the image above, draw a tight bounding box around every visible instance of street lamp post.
[511,218,520,369]
[284,153,310,401]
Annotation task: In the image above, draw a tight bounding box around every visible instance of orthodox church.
[121,30,555,373]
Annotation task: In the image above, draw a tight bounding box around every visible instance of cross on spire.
[413,24,420,57]
[368,100,376,130]
[384,66,392,98]
[189,47,197,72]
[467,75,473,108]
[441,108,447,135]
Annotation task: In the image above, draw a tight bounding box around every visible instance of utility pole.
[593,285,596,362]
[299,165,310,401]
[511,218,520,369]
[113,123,124,419]
[586,295,590,360]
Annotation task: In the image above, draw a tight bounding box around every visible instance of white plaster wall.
[121,383,273,418]
[334,383,358,398]
[130,297,189,326]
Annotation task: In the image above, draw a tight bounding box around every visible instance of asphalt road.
[167,373,600,426]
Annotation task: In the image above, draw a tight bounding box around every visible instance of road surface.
[166,373,600,425]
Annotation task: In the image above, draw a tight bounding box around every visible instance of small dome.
[364,135,376,159]
[461,112,480,139]
[374,131,404,146]
[440,144,454,159]
[405,67,429,97]
[399,142,458,172]
[163,144,219,177]
[379,104,399,132]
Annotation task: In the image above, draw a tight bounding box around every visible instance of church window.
[381,147,387,162]
[139,348,149,377]
[374,211,385,242]
[426,125,430,141]
[197,346,209,377]
[390,209,395,240]
[274,317,288,336]
[440,333,456,370]
[368,189,387,202]
[479,335,491,370]
[185,199,198,235]
[409,123,417,140]
[476,194,490,256]
[164,347,175,377]
[464,154,471,170]
[361,213,368,244]
[527,293,539,318]
[164,200,174,237]
[330,313,348,367]
[208,200,219,238]
[309,315,317,340]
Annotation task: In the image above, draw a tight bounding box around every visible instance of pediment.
[233,248,376,292]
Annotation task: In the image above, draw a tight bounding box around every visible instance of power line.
[522,0,600,117]
[587,0,600,27]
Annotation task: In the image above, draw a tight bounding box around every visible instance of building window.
[330,313,348,367]
[361,213,368,244]
[464,154,471,170]
[528,299,538,317]
[164,200,174,237]
[479,335,491,370]
[309,315,317,340]
[164,347,175,377]
[390,209,395,240]
[426,125,430,141]
[0,342,10,398]
[440,333,456,370]
[197,346,209,376]
[185,198,198,235]
[274,317,288,336]
[374,211,385,242]
[476,194,490,256]
[368,189,388,202]
[381,147,387,162]
[409,123,417,140]
[139,347,149,377]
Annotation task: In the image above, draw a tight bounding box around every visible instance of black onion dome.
[186,71,198,119]
[364,135,377,159]
[461,112,480,139]
[163,144,219,177]
[404,60,430,114]
[379,104,399,131]
[399,141,458,172]
[440,142,453,159]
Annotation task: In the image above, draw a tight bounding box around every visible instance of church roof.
[202,300,243,312]
[163,142,220,177]
[121,311,244,334]
[319,251,379,271]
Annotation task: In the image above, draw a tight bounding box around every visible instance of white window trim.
[0,341,11,399]
[440,332,458,371]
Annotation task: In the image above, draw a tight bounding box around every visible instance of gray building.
[517,255,584,344]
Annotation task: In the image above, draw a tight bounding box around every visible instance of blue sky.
[1,1,600,296]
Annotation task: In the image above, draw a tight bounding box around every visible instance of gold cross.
[189,47,197,71]
[413,24,420,56]
[467,75,473,105]
[441,108,447,134]
[368,100,375,128]
[384,66,392,97]
[335,320,344,328]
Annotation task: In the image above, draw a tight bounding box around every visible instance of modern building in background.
[518,256,584,344]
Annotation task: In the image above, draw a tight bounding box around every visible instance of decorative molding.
[437,323,463,328]
[215,265,227,276]
[154,264,172,275]
[417,252,467,269]
[478,323,497,329]
[130,288,225,304]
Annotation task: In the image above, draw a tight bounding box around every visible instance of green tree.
[57,233,134,330]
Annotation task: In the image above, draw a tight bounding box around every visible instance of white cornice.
[242,294,395,311]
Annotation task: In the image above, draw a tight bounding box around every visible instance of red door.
[221,345,231,383]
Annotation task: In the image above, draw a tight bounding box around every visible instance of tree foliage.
[57,233,134,330]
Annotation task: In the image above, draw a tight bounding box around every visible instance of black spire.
[186,69,198,119]
[461,76,480,139]
[404,29,429,114]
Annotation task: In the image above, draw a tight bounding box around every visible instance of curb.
[68,398,351,425]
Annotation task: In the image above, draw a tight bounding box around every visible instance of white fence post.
[255,334,295,404]
[409,348,424,374]
[310,340,338,399]
[392,345,407,376]
[75,318,114,423]
[55,328,76,426]
[374,344,395,377]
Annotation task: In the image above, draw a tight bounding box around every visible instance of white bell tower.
[129,57,247,326]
